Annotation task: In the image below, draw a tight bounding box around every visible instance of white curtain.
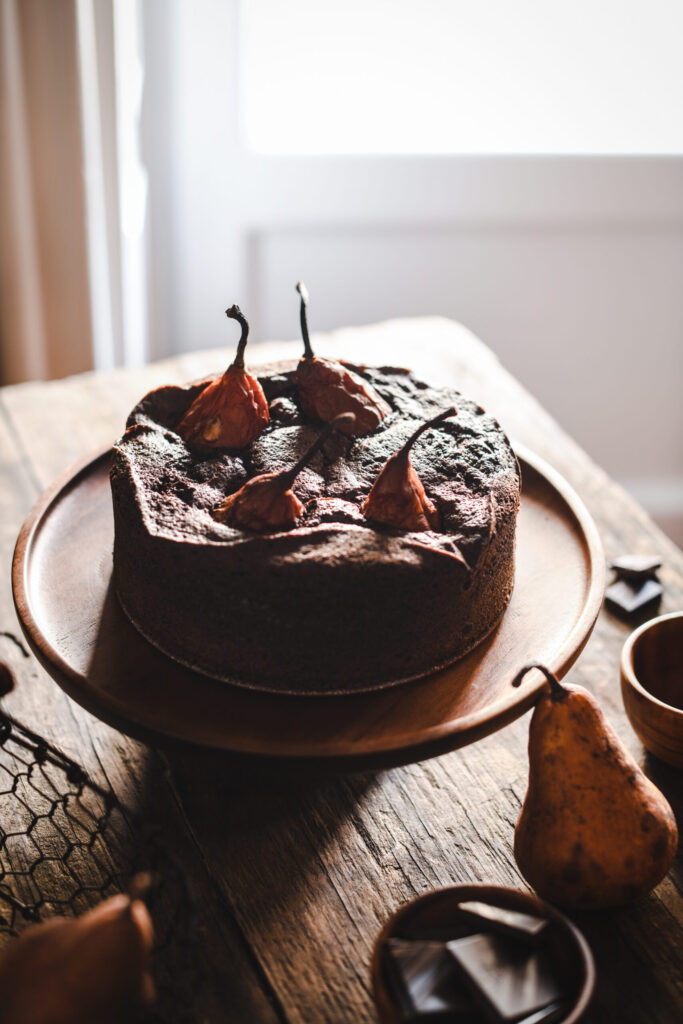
[0,0,147,385]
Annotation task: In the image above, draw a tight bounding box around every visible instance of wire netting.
[0,702,203,1023]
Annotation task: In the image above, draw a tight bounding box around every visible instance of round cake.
[110,361,520,694]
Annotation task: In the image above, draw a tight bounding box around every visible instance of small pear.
[177,305,270,448]
[295,282,390,435]
[362,408,456,532]
[512,663,678,909]
[0,885,154,1024]
[213,413,354,532]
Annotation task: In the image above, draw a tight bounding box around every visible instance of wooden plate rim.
[11,442,605,763]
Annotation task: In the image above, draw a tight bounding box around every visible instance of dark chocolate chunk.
[268,396,303,426]
[384,939,480,1021]
[304,496,366,527]
[610,554,662,581]
[516,1002,571,1024]
[605,578,663,618]
[447,932,566,1022]
[456,901,547,942]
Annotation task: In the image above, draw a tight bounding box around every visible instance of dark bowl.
[371,883,595,1024]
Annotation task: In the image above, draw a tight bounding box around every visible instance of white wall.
[254,222,683,495]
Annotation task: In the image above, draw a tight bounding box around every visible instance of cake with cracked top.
[110,357,521,695]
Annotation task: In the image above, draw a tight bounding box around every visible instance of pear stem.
[511,663,568,701]
[127,872,154,903]
[226,305,249,369]
[279,413,355,488]
[399,407,457,459]
[296,280,315,359]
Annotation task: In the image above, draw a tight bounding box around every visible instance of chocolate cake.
[110,361,520,695]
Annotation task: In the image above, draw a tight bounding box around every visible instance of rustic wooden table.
[0,318,681,1023]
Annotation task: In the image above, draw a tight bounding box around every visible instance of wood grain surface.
[1,317,682,1022]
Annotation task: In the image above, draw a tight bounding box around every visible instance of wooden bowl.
[621,611,683,768]
[371,884,595,1024]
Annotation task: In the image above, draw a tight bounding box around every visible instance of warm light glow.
[241,0,683,154]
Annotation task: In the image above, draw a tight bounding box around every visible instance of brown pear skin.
[512,663,678,909]
[0,888,154,1024]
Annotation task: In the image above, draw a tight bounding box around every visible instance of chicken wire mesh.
[0,697,203,1023]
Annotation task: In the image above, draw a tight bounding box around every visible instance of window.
[242,0,683,155]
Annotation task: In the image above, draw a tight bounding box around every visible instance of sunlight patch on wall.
[241,0,683,155]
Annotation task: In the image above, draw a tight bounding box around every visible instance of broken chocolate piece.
[456,901,547,943]
[610,554,662,581]
[515,1002,570,1024]
[384,939,480,1022]
[605,578,663,619]
[447,932,566,1022]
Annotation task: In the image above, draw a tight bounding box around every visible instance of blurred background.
[1,0,681,541]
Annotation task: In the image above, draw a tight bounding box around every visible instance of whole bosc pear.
[512,663,678,909]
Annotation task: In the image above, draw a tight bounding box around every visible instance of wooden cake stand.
[12,443,604,771]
